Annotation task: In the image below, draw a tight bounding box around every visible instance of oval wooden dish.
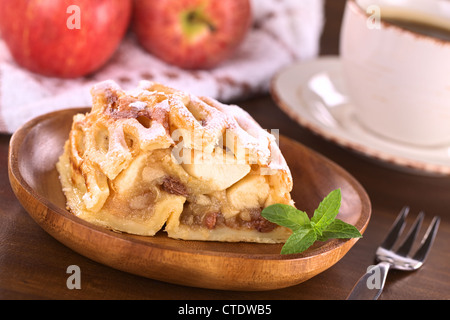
[8,108,371,291]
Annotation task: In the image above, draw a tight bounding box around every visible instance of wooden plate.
[8,108,371,291]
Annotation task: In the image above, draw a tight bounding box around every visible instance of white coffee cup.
[340,0,450,147]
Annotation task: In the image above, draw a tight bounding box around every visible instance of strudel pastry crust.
[57,80,294,243]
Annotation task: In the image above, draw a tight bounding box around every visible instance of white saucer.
[271,56,450,177]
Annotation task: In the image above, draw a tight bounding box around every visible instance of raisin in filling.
[180,207,277,233]
[161,176,188,197]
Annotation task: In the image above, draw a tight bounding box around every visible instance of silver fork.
[346,206,440,300]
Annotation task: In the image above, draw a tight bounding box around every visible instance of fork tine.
[380,206,409,250]
[412,216,440,262]
[396,211,424,256]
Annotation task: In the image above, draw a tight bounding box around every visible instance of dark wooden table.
[1,0,449,301]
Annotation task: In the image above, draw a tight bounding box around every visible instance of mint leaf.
[261,204,310,231]
[317,219,362,242]
[311,189,341,234]
[280,226,317,255]
[262,189,361,255]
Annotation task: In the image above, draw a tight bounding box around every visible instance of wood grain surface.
[1,0,449,300]
[8,108,370,291]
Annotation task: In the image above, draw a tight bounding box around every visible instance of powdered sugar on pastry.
[57,80,294,243]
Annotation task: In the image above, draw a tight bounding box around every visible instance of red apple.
[0,0,132,78]
[132,0,252,70]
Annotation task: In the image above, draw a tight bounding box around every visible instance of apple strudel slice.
[57,80,294,243]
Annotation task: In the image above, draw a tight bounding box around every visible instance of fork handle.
[346,262,391,300]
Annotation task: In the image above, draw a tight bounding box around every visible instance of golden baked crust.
[56,80,294,243]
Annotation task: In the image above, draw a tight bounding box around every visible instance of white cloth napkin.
[0,0,324,134]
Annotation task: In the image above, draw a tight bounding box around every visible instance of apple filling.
[57,80,294,243]
[179,206,277,233]
[108,146,279,235]
[178,181,277,233]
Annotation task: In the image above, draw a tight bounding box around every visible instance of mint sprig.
[261,189,362,255]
